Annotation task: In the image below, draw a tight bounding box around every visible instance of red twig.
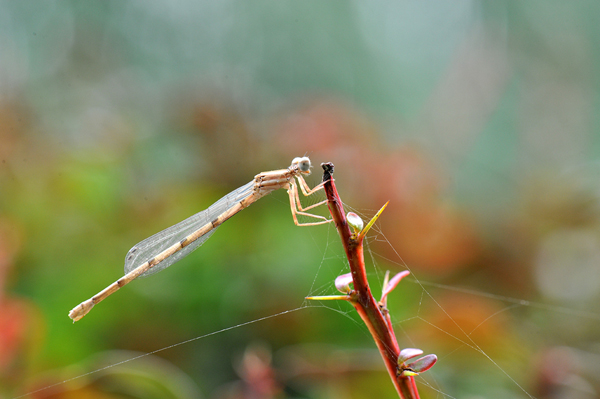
[320,162,420,399]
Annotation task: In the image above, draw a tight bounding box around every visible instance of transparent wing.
[124,180,255,278]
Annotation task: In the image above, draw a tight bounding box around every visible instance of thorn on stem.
[357,201,389,241]
[305,295,350,301]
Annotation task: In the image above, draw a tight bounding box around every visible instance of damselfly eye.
[299,157,311,173]
[300,158,310,172]
[292,157,312,173]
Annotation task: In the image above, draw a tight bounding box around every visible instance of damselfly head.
[292,156,312,174]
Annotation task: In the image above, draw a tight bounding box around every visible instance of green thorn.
[305,295,350,301]
[357,201,389,241]
[400,369,419,377]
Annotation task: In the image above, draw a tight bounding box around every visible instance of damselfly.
[69,157,330,321]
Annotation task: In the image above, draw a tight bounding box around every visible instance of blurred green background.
[2,1,600,398]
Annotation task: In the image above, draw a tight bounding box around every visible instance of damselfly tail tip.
[68,300,94,322]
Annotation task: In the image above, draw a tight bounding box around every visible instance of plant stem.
[321,162,419,399]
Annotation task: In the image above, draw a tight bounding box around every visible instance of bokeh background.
[2,1,600,398]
